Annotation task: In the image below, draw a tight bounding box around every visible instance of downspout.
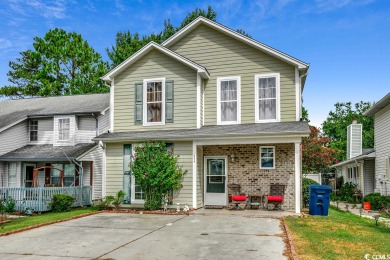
[60,148,83,187]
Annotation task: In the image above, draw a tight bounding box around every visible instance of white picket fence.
[0,186,92,212]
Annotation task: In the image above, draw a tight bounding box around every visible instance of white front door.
[204,156,228,206]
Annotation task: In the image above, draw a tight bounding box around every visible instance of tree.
[302,106,310,122]
[130,141,187,210]
[0,28,110,99]
[302,126,340,174]
[322,101,374,162]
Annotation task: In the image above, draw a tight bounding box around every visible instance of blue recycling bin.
[309,185,332,216]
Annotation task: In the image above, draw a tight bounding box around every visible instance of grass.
[285,207,390,260]
[0,206,98,234]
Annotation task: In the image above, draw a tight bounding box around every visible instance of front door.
[204,156,227,206]
[24,164,35,187]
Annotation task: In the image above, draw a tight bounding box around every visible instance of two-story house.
[0,93,110,199]
[95,17,310,213]
[364,92,390,195]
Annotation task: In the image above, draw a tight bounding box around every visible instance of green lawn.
[0,207,98,234]
[285,207,390,260]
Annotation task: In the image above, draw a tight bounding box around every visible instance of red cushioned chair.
[266,184,285,210]
[228,184,246,210]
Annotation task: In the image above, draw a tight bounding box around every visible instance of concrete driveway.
[0,212,287,259]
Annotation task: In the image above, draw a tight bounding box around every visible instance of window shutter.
[135,83,143,125]
[165,80,174,123]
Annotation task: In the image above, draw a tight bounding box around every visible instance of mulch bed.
[101,208,195,215]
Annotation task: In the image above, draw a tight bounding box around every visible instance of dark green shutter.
[165,80,174,123]
[135,83,143,125]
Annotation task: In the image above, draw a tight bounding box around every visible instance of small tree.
[130,141,186,210]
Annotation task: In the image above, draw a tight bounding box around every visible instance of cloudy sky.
[0,0,389,127]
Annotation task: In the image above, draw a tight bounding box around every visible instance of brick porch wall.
[203,143,296,210]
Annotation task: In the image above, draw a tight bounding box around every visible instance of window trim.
[58,117,71,141]
[143,78,166,126]
[217,76,241,125]
[8,162,17,187]
[259,146,276,169]
[255,73,280,123]
[29,120,38,142]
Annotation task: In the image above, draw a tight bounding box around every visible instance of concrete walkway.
[0,212,287,259]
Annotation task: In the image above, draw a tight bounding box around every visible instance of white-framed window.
[217,76,241,125]
[259,146,275,169]
[58,118,70,141]
[8,162,17,187]
[385,157,390,180]
[51,163,75,187]
[143,78,165,126]
[29,120,38,142]
[255,73,280,123]
[347,166,359,185]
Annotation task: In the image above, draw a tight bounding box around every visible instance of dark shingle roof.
[0,93,110,131]
[94,121,310,142]
[0,144,96,161]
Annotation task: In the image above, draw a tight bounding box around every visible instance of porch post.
[192,141,197,209]
[295,142,301,214]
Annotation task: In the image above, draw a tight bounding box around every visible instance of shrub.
[112,190,125,210]
[339,182,358,203]
[96,196,114,211]
[5,197,15,213]
[50,194,75,212]
[363,193,390,211]
[302,178,319,208]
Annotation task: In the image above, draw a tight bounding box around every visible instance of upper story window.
[260,146,275,169]
[143,78,165,125]
[255,73,280,123]
[217,77,241,125]
[58,118,70,141]
[29,120,38,142]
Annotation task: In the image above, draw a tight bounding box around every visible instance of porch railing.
[0,186,92,212]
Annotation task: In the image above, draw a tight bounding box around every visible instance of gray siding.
[114,49,198,132]
[169,24,297,124]
[78,117,96,131]
[364,160,375,195]
[374,103,390,195]
[98,110,110,135]
[0,162,6,187]
[347,124,362,159]
[29,118,53,145]
[0,121,28,156]
[79,146,103,199]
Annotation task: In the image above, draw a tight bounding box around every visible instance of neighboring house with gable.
[94,17,310,213]
[0,93,110,199]
[364,92,390,195]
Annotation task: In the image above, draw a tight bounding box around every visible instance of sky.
[0,0,389,127]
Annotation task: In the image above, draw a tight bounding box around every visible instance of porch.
[0,186,92,212]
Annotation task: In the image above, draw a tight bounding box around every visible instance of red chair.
[228,184,246,210]
[266,184,285,210]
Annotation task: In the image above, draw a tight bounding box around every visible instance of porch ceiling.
[0,143,96,162]
[94,121,310,142]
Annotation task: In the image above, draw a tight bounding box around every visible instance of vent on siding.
[347,121,362,159]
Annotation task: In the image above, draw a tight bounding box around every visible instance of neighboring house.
[94,17,310,213]
[332,121,376,196]
[0,93,110,199]
[364,92,390,195]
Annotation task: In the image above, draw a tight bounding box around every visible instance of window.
[385,158,390,180]
[255,74,280,122]
[260,146,275,169]
[217,77,241,124]
[51,163,75,187]
[58,118,70,141]
[143,78,165,125]
[29,120,38,141]
[8,163,17,187]
[347,166,359,185]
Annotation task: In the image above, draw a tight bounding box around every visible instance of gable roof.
[0,93,110,133]
[162,17,310,70]
[331,148,376,168]
[101,42,210,82]
[364,92,390,116]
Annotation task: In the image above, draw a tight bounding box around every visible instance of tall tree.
[302,106,310,122]
[0,28,109,99]
[322,101,374,162]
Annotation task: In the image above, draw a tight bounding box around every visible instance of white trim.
[217,76,241,125]
[204,155,228,206]
[76,145,99,161]
[57,117,71,142]
[255,73,280,123]
[110,78,114,132]
[143,78,166,126]
[294,142,301,214]
[101,42,210,82]
[0,117,27,133]
[162,17,309,69]
[100,106,110,116]
[259,146,275,169]
[102,143,106,197]
[295,67,300,121]
[192,141,197,208]
[197,75,201,129]
[202,80,205,126]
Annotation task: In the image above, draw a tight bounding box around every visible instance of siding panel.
[0,121,28,156]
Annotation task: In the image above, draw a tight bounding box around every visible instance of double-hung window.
[29,120,38,142]
[143,78,165,125]
[255,74,280,122]
[260,146,275,169]
[58,118,70,141]
[8,162,17,187]
[217,77,241,124]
